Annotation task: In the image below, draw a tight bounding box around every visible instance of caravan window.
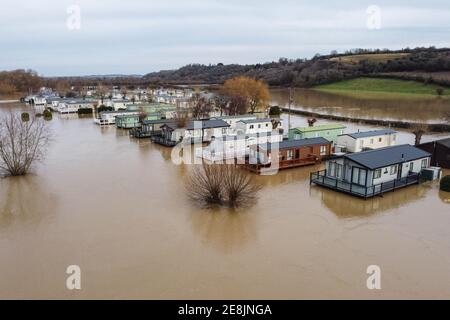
[390,165,398,175]
[328,162,336,177]
[421,159,428,168]
[352,167,367,186]
[374,169,382,179]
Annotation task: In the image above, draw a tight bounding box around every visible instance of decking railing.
[310,170,420,198]
[151,135,178,147]
[130,129,163,139]
[244,156,319,173]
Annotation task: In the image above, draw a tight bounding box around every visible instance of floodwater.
[1,103,450,299]
[271,88,450,124]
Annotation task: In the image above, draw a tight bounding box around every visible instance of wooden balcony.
[244,156,319,173]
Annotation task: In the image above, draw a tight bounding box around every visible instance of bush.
[97,106,113,113]
[268,106,281,116]
[186,163,262,208]
[21,112,30,122]
[78,108,93,115]
[440,176,450,192]
[43,109,52,120]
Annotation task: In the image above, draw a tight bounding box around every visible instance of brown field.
[330,53,410,64]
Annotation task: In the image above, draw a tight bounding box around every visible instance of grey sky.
[1,0,450,76]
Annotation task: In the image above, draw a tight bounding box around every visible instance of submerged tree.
[186,164,224,205]
[186,163,262,208]
[0,112,51,176]
[411,123,428,146]
[221,76,270,114]
[222,165,262,208]
[190,93,213,119]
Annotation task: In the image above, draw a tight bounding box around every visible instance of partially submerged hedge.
[440,176,450,192]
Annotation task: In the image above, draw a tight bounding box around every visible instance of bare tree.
[307,118,317,127]
[186,163,224,205]
[0,112,51,176]
[411,123,428,145]
[186,163,262,208]
[174,108,191,127]
[222,165,262,208]
[138,106,147,123]
[191,93,212,119]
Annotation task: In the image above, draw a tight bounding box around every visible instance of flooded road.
[1,104,450,299]
[271,88,450,124]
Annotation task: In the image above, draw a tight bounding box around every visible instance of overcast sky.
[1,0,450,76]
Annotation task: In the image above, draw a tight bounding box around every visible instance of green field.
[315,77,450,98]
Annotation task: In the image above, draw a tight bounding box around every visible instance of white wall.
[337,133,397,153]
[336,135,356,153]
[236,121,272,135]
[372,157,429,185]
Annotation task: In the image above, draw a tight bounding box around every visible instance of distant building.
[57,100,96,114]
[213,114,258,128]
[155,119,231,146]
[417,138,450,169]
[336,129,397,153]
[288,124,346,145]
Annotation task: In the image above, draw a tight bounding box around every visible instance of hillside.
[329,53,410,64]
[143,47,450,87]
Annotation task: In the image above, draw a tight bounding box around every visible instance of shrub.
[78,108,93,115]
[43,109,53,120]
[21,112,30,122]
[268,106,281,116]
[97,106,113,113]
[186,163,262,208]
[440,176,450,192]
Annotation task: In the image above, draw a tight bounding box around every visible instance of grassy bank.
[315,77,450,98]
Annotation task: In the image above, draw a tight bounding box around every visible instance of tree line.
[143,47,450,87]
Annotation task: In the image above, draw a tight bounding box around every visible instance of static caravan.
[288,124,346,145]
[94,110,139,126]
[336,129,397,153]
[311,144,431,198]
[246,137,332,173]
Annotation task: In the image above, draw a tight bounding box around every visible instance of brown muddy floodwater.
[271,88,450,124]
[1,103,450,299]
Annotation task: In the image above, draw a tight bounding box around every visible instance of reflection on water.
[311,183,430,219]
[189,209,257,254]
[271,88,450,123]
[439,191,450,204]
[0,176,58,231]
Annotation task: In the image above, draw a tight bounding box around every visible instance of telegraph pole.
[288,86,293,131]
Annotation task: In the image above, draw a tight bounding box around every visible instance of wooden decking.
[310,170,421,199]
[244,157,319,173]
[130,129,162,139]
